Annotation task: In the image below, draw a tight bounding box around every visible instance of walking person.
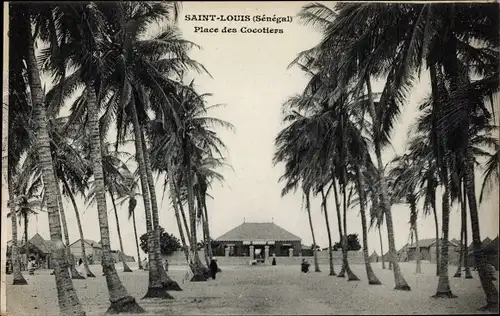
[210,257,219,280]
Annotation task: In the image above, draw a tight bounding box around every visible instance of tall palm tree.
[148,83,232,280]
[39,2,147,310]
[15,2,86,313]
[320,188,336,276]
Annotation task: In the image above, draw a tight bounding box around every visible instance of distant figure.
[143,259,149,271]
[77,258,86,278]
[272,253,276,266]
[28,258,35,275]
[301,259,310,273]
[6,259,12,274]
[210,257,219,280]
[164,259,169,272]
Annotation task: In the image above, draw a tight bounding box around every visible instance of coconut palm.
[148,83,232,280]
[8,169,43,266]
[85,142,134,273]
[115,172,144,270]
[11,2,86,313]
[38,2,147,311]
[388,154,422,274]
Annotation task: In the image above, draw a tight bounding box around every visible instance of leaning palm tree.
[148,83,232,280]
[39,2,146,311]
[14,2,85,313]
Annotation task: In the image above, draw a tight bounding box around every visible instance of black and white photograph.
[1,1,499,315]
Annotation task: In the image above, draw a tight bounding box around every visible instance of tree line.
[6,2,232,315]
[273,2,498,312]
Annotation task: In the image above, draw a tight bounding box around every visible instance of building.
[7,233,59,269]
[216,222,302,259]
[369,251,379,263]
[407,238,459,262]
[69,239,102,264]
[467,236,499,271]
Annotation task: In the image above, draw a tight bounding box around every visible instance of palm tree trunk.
[140,129,180,291]
[304,191,321,273]
[26,30,84,315]
[429,64,442,278]
[172,182,193,256]
[109,192,132,273]
[454,190,465,278]
[320,189,336,276]
[341,177,359,281]
[199,201,211,267]
[128,98,171,299]
[366,77,410,291]
[356,169,381,284]
[332,178,345,276]
[170,179,190,264]
[8,187,27,284]
[378,226,386,269]
[174,188,191,242]
[465,156,498,311]
[201,194,215,261]
[23,212,28,268]
[432,191,440,276]
[433,163,456,298]
[185,169,207,281]
[55,179,84,279]
[61,177,95,277]
[195,190,210,267]
[129,198,143,270]
[87,86,144,312]
[462,181,472,279]
[409,197,421,274]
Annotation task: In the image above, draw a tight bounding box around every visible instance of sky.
[3,2,499,262]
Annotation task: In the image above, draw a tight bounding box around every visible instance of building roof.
[70,239,102,249]
[468,236,495,249]
[370,251,379,258]
[408,238,459,249]
[19,233,59,254]
[216,222,301,242]
[468,236,499,255]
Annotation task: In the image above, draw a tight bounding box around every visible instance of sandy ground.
[5,261,499,315]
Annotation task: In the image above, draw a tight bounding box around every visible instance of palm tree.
[388,154,422,274]
[39,2,147,311]
[8,170,43,269]
[15,2,85,313]
[148,83,232,280]
[115,173,144,270]
[320,188,336,276]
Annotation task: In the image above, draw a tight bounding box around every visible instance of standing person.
[77,258,86,278]
[272,253,277,266]
[164,259,169,272]
[210,257,219,280]
[28,257,35,275]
